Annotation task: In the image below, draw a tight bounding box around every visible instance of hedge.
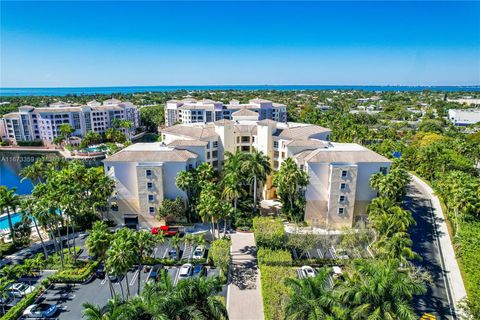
[253,217,286,249]
[257,248,292,265]
[16,140,43,147]
[1,285,44,320]
[455,221,480,316]
[48,260,100,283]
[259,266,296,320]
[207,239,231,283]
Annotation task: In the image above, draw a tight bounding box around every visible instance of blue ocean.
[1,85,479,97]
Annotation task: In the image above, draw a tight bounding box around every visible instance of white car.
[332,266,343,278]
[301,266,316,278]
[192,246,204,259]
[23,303,57,318]
[8,283,34,298]
[178,263,193,279]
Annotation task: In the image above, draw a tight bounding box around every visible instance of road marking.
[162,245,170,258]
[173,269,180,286]
[317,248,323,259]
[420,313,436,320]
[130,270,139,286]
[153,247,158,257]
[100,278,107,285]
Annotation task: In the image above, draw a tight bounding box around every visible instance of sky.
[0,1,479,87]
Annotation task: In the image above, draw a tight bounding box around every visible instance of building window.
[340,183,347,190]
[338,207,345,215]
[273,141,279,148]
[146,169,152,176]
[380,167,388,175]
[341,170,348,178]
[339,195,346,203]
[149,207,155,214]
[148,195,154,201]
[188,164,193,170]
[213,141,218,148]
[300,165,304,171]
[147,182,153,189]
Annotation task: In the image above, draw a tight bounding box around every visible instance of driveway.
[227,233,264,320]
[405,182,454,319]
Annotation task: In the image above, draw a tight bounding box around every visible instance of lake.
[0,151,61,195]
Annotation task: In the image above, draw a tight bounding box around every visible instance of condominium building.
[104,109,390,229]
[448,108,480,126]
[165,98,287,126]
[0,99,139,145]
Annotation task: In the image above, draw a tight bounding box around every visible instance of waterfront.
[1,85,479,96]
[0,151,61,194]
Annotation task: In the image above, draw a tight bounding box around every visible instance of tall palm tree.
[86,221,113,297]
[0,277,13,315]
[134,231,158,295]
[170,234,183,260]
[285,268,346,320]
[106,229,135,299]
[175,170,197,222]
[338,259,426,320]
[21,197,48,257]
[0,186,21,242]
[241,150,271,213]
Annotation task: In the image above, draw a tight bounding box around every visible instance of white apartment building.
[448,108,480,126]
[0,99,139,145]
[165,98,287,126]
[105,109,390,229]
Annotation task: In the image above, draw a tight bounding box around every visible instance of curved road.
[405,181,455,319]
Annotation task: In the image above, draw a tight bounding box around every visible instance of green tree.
[272,158,309,221]
[0,186,20,243]
[285,268,346,320]
[157,197,186,222]
[338,259,426,320]
[133,231,157,295]
[241,150,271,213]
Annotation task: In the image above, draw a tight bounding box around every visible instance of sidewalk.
[411,174,467,312]
[227,233,264,320]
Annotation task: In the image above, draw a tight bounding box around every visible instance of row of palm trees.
[3,158,116,268]
[285,259,426,320]
[82,272,228,320]
[176,149,310,233]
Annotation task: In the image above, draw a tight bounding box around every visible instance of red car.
[151,226,180,236]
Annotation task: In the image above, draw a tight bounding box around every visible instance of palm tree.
[134,231,157,295]
[106,229,135,299]
[170,234,183,260]
[338,259,426,320]
[375,231,418,263]
[21,197,48,257]
[82,296,132,320]
[221,171,245,216]
[0,277,13,315]
[285,268,345,320]
[241,150,271,213]
[176,170,197,222]
[0,186,21,242]
[272,157,309,221]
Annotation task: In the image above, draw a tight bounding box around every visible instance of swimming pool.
[81,145,108,153]
[0,212,23,230]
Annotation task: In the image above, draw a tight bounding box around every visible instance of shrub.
[456,221,480,317]
[257,248,292,266]
[0,243,16,257]
[260,266,296,320]
[1,285,44,320]
[49,260,100,283]
[207,238,231,283]
[16,140,43,147]
[253,217,286,249]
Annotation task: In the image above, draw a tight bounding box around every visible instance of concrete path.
[410,175,467,317]
[227,233,264,320]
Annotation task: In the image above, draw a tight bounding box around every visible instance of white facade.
[1,100,139,145]
[165,98,287,126]
[107,117,390,229]
[448,108,480,126]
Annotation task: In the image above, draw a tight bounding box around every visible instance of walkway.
[227,233,264,320]
[408,175,467,318]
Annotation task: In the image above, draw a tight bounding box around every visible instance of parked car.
[168,249,178,259]
[8,283,34,298]
[95,263,106,279]
[301,266,316,278]
[108,274,124,282]
[178,263,193,280]
[192,246,204,260]
[151,226,181,237]
[332,266,343,279]
[23,303,58,318]
[147,264,163,282]
[192,264,206,278]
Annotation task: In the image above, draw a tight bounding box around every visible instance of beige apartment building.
[104,108,390,229]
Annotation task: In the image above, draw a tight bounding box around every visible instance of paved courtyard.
[227,233,264,320]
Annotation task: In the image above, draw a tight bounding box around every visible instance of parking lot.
[291,235,372,260]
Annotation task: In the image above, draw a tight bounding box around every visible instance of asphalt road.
[405,183,454,319]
